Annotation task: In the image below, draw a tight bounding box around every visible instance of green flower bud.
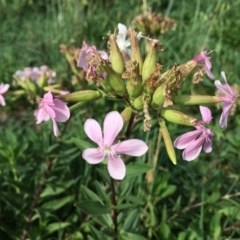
[173,95,220,105]
[159,119,177,165]
[26,79,37,95]
[121,106,133,128]
[160,109,197,126]
[109,34,125,75]
[133,95,144,110]
[38,73,47,88]
[57,90,102,102]
[102,63,126,96]
[129,29,143,74]
[142,39,162,83]
[124,62,142,99]
[151,84,165,108]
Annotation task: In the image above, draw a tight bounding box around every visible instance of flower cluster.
[3,22,239,180]
[15,65,56,84]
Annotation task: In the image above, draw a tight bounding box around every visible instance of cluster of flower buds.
[56,23,240,165]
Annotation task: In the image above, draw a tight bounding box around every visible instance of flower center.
[102,145,115,158]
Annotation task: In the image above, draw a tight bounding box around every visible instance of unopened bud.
[151,84,165,108]
[57,90,102,102]
[26,79,37,95]
[38,73,47,88]
[124,62,142,99]
[102,63,126,96]
[142,40,162,83]
[109,34,125,75]
[173,95,220,105]
[160,109,197,126]
[121,106,133,127]
[159,119,177,165]
[129,29,143,74]
[133,95,144,110]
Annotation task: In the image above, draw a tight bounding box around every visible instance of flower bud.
[129,29,143,74]
[160,109,197,126]
[142,39,162,83]
[38,73,47,88]
[109,34,125,75]
[133,95,144,110]
[101,63,126,96]
[57,90,102,102]
[173,95,220,105]
[124,62,142,99]
[121,106,133,127]
[151,84,165,108]
[26,79,37,95]
[159,119,177,165]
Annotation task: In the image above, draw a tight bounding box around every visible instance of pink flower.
[214,71,239,128]
[77,42,108,72]
[0,83,10,106]
[15,66,56,84]
[36,92,70,137]
[82,111,148,180]
[174,106,214,161]
[193,50,214,79]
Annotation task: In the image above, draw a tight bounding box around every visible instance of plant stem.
[21,158,54,240]
[110,176,118,239]
[125,112,136,138]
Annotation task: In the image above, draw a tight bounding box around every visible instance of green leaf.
[210,213,222,239]
[120,232,148,240]
[81,185,103,203]
[75,200,110,215]
[41,195,74,210]
[40,180,74,198]
[126,163,153,177]
[45,222,71,234]
[70,137,95,151]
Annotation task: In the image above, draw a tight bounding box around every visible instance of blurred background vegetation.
[1,0,240,239]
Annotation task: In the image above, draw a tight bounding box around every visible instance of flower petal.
[82,148,104,164]
[84,119,103,146]
[205,66,214,80]
[103,111,123,146]
[182,136,205,161]
[0,95,6,106]
[36,108,48,124]
[203,136,212,153]
[214,80,233,96]
[0,84,10,94]
[113,139,148,156]
[52,98,70,122]
[52,119,59,137]
[219,102,233,128]
[200,106,212,124]
[44,105,56,119]
[108,154,126,180]
[221,71,235,95]
[43,92,54,105]
[174,129,202,149]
